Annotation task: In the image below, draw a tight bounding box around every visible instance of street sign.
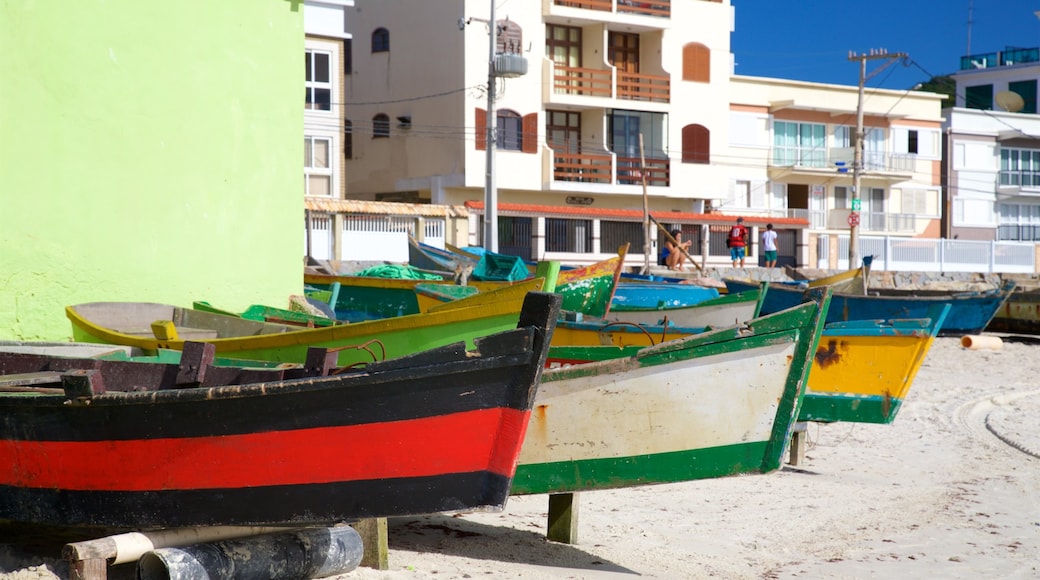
[851,199,861,211]
[848,211,861,227]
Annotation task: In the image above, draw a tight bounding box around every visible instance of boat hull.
[2,294,561,531]
[800,304,949,424]
[67,299,525,367]
[512,299,828,495]
[606,289,762,328]
[725,279,1014,336]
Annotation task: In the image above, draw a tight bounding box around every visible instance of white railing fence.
[834,235,1035,274]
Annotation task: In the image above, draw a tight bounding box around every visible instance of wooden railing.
[617,71,670,103]
[554,0,612,12]
[616,0,671,17]
[552,151,614,184]
[553,65,613,98]
[617,156,670,187]
[554,0,671,17]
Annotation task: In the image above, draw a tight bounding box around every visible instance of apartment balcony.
[549,0,671,19]
[548,151,670,187]
[548,63,670,104]
[767,148,916,182]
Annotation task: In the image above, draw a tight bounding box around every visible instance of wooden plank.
[0,371,64,387]
[546,493,580,544]
[352,518,388,570]
[788,422,808,466]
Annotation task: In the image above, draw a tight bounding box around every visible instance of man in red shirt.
[728,217,749,268]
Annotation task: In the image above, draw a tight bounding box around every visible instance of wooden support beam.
[546,492,580,544]
[352,518,388,570]
[788,422,808,466]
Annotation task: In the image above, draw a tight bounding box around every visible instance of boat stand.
[547,492,581,544]
[788,421,809,466]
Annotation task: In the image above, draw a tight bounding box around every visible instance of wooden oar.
[650,215,703,272]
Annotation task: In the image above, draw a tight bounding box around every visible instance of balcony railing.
[552,151,613,184]
[553,65,612,98]
[553,65,669,103]
[770,148,918,174]
[617,70,670,103]
[617,156,669,187]
[554,0,671,18]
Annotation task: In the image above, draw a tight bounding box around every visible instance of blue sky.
[731,0,1040,90]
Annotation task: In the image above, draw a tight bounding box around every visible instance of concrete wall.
[0,0,303,340]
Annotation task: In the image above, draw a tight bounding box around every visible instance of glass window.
[773,121,825,167]
[496,110,522,151]
[343,120,353,159]
[373,114,390,138]
[305,50,332,111]
[965,84,993,109]
[1000,147,1040,187]
[304,136,332,196]
[372,28,389,53]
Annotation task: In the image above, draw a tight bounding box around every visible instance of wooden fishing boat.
[800,303,949,424]
[303,272,452,322]
[0,293,560,532]
[611,282,720,310]
[66,293,531,367]
[547,301,951,426]
[415,278,545,314]
[548,316,705,349]
[510,295,830,495]
[725,278,1015,336]
[605,287,765,329]
[192,301,338,327]
[987,285,1040,334]
[723,264,866,314]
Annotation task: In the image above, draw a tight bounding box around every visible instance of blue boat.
[724,278,1015,336]
[611,282,719,309]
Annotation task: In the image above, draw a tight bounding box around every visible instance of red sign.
[847,212,861,227]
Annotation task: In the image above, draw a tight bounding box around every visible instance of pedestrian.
[728,217,749,268]
[663,229,691,271]
[761,223,778,268]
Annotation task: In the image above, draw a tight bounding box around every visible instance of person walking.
[761,223,778,268]
[728,217,749,268]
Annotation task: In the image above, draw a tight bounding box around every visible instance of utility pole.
[482,0,498,252]
[847,49,906,267]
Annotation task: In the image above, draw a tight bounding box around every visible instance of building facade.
[945,46,1040,244]
[333,0,945,269]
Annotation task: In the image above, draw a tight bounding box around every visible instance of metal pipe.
[136,525,363,580]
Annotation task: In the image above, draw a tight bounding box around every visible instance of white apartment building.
[335,0,944,268]
[946,46,1040,243]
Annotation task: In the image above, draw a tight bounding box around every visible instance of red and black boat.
[0,292,560,532]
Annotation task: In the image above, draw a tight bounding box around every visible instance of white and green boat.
[512,292,830,497]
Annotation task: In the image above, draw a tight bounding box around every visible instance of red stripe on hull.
[0,408,531,491]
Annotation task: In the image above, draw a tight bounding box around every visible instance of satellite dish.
[995,90,1025,112]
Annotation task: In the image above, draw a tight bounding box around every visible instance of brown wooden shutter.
[682,124,710,164]
[522,113,538,154]
[475,108,487,151]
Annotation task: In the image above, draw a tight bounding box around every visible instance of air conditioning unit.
[493,53,528,78]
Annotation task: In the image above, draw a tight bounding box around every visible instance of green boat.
[512,292,831,496]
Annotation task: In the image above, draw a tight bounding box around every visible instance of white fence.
[821,235,1035,273]
[305,214,447,262]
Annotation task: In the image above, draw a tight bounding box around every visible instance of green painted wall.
[0,1,303,340]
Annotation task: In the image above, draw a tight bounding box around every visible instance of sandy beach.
[2,335,1038,579]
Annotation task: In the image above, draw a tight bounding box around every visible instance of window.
[344,120,353,159]
[834,186,849,209]
[682,43,710,83]
[610,110,667,184]
[305,50,332,111]
[304,136,332,196]
[373,114,390,138]
[900,189,934,215]
[546,109,581,153]
[965,84,993,109]
[682,124,710,164]
[371,28,389,53]
[545,218,592,253]
[774,121,825,167]
[1009,80,1037,114]
[998,203,1040,240]
[546,24,581,67]
[1000,148,1040,186]
[497,110,522,151]
[907,130,918,154]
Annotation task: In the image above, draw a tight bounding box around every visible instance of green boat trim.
[799,393,904,425]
